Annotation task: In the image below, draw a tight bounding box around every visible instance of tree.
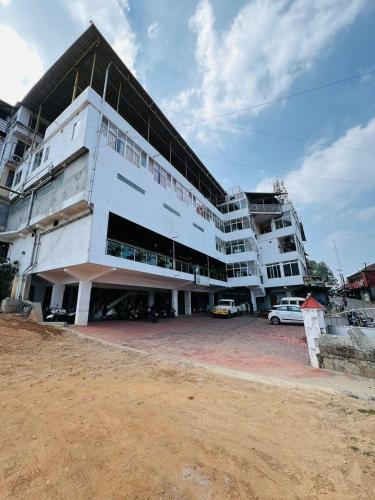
[308,260,337,284]
[0,259,19,300]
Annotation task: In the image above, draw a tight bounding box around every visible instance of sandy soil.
[0,315,374,500]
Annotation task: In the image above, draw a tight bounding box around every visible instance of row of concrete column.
[50,282,216,326]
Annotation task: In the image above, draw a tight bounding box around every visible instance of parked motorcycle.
[44,305,68,323]
[138,305,158,323]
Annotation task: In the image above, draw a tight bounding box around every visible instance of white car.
[268,305,304,325]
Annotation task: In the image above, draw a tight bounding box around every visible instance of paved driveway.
[73,314,333,381]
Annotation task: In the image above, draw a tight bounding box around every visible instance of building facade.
[346,264,375,301]
[0,25,307,324]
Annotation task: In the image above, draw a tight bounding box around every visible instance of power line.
[199,153,375,187]
[177,68,375,127]
[194,120,375,155]
[305,227,375,239]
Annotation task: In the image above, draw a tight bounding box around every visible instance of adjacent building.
[346,264,375,301]
[0,25,308,324]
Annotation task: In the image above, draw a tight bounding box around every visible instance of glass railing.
[249,203,282,213]
[106,239,227,282]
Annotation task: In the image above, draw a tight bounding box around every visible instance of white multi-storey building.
[0,25,307,324]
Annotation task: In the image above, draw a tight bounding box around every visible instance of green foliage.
[308,260,337,284]
[0,259,19,300]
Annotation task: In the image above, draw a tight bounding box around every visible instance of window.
[215,237,225,254]
[101,117,147,167]
[227,261,259,278]
[14,170,22,185]
[267,263,281,279]
[283,261,300,277]
[32,149,43,171]
[153,161,167,187]
[218,197,247,213]
[71,120,80,139]
[225,238,256,255]
[288,306,301,312]
[224,216,251,233]
[126,138,141,167]
[275,210,292,230]
[5,170,15,187]
[44,146,50,162]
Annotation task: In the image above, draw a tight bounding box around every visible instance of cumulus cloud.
[283,118,375,208]
[66,0,138,74]
[355,206,375,222]
[256,117,375,211]
[164,0,367,142]
[0,24,44,104]
[147,22,159,39]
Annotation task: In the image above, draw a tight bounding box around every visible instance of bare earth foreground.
[0,316,374,500]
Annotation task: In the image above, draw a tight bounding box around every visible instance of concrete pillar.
[50,284,66,308]
[184,290,192,315]
[21,275,32,301]
[171,289,178,317]
[147,290,155,307]
[301,296,327,368]
[75,281,92,326]
[250,290,257,312]
[208,291,215,311]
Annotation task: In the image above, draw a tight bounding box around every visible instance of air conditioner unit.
[12,154,22,163]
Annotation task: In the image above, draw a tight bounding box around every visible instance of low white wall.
[328,325,375,340]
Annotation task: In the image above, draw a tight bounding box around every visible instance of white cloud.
[164,0,367,142]
[0,0,12,6]
[355,206,375,222]
[67,0,138,74]
[0,24,44,104]
[147,22,159,39]
[282,118,375,208]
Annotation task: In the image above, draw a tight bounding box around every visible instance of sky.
[1,0,374,279]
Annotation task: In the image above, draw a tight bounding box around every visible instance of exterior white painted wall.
[1,87,308,306]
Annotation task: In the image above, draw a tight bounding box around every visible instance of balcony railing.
[106,239,227,282]
[249,203,282,213]
[0,118,9,135]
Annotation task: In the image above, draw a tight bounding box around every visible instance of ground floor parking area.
[72,314,333,382]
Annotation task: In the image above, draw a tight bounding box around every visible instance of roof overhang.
[19,23,225,204]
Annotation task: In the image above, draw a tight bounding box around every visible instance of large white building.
[0,25,308,325]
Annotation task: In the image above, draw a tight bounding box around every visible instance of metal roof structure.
[18,23,225,205]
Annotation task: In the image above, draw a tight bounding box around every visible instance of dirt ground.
[0,315,374,500]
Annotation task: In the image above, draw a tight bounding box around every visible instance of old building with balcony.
[0,25,308,324]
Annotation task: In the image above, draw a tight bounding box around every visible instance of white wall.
[34,215,92,273]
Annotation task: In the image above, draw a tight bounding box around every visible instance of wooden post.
[116,81,122,112]
[89,51,96,87]
[72,70,79,102]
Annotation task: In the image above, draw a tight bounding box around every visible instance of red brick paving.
[73,315,332,381]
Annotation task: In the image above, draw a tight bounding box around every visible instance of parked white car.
[212,299,247,317]
[279,297,306,307]
[268,305,304,325]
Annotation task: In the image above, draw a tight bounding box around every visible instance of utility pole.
[333,240,345,287]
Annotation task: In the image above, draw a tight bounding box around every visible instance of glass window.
[283,261,300,277]
[121,245,135,260]
[107,240,121,257]
[141,151,147,168]
[267,264,281,279]
[32,149,43,171]
[44,146,50,162]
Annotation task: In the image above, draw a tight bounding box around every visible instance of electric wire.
[198,153,375,187]
[177,68,375,127]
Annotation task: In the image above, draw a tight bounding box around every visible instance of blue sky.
[1,0,374,278]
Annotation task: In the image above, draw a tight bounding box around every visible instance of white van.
[279,297,306,308]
